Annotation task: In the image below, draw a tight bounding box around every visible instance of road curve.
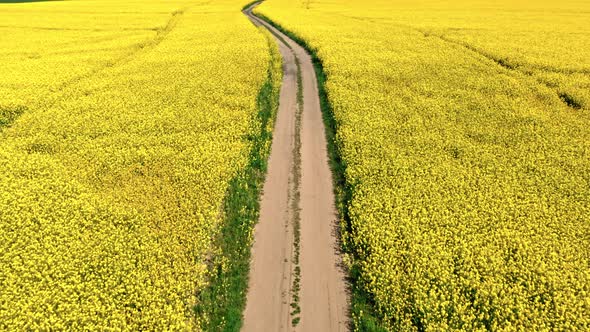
[242,3,349,332]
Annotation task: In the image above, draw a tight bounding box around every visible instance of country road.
[242,3,349,331]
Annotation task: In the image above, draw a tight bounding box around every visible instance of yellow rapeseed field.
[1,0,280,329]
[256,0,590,330]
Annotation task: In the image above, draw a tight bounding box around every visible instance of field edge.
[193,26,282,332]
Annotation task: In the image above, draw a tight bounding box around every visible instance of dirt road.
[242,3,349,331]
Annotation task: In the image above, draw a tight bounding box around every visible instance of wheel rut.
[242,3,349,331]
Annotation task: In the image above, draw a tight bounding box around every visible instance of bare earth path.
[242,3,349,332]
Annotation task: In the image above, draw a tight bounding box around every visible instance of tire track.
[52,8,185,94]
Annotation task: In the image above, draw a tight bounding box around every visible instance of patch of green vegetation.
[559,92,583,109]
[0,106,26,129]
[0,0,61,3]
[289,56,303,327]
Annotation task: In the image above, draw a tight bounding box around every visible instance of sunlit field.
[0,0,280,329]
[256,0,590,330]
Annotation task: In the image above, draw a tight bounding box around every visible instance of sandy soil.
[242,4,349,331]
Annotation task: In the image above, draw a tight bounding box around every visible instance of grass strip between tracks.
[289,55,304,327]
